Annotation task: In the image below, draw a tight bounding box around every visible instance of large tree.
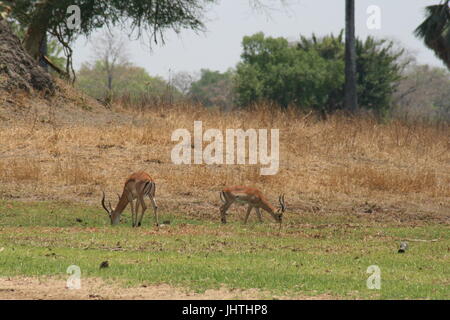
[3,0,215,77]
[91,31,128,93]
[415,0,450,70]
[235,32,406,117]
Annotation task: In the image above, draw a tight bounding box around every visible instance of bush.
[235,32,407,117]
[189,69,234,110]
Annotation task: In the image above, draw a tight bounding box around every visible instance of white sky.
[72,0,447,79]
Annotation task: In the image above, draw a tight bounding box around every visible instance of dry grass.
[0,102,448,220]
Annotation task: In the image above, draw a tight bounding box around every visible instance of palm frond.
[414,1,450,69]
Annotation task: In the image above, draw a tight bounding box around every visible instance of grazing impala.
[101,171,159,227]
[219,186,286,225]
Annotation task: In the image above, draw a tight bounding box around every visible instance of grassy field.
[0,199,448,299]
[0,100,448,299]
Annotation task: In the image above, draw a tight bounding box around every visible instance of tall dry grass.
[0,101,448,219]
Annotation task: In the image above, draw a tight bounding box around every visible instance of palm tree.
[345,0,358,112]
[415,0,450,70]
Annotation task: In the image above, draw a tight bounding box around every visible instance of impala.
[101,171,159,227]
[219,186,286,225]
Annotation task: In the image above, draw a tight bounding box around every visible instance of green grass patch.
[0,200,448,299]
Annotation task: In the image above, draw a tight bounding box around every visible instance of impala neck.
[114,191,129,214]
[261,202,277,218]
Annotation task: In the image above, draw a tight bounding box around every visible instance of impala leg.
[131,200,139,228]
[219,200,233,224]
[127,192,137,227]
[149,196,159,227]
[244,205,253,224]
[255,208,263,223]
[137,195,147,227]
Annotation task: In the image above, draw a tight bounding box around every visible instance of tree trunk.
[39,33,48,71]
[23,0,55,61]
[345,0,358,113]
[107,73,113,91]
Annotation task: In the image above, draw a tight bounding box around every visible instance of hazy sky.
[72,0,447,79]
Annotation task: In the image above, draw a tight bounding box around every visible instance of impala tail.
[220,191,226,203]
[277,194,286,226]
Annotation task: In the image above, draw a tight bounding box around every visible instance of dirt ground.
[0,276,334,300]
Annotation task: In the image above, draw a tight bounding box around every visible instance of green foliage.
[355,37,405,116]
[235,32,407,116]
[189,69,234,109]
[9,19,26,38]
[6,0,214,80]
[76,61,174,101]
[46,36,66,70]
[7,0,215,48]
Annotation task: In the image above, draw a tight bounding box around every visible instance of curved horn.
[279,194,286,212]
[101,191,111,215]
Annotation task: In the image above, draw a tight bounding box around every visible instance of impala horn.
[101,191,111,216]
[278,194,286,230]
[279,194,286,212]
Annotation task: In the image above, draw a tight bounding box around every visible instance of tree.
[171,71,198,96]
[344,0,358,112]
[355,38,406,116]
[76,61,172,102]
[92,31,128,94]
[235,32,407,116]
[189,69,234,110]
[4,0,215,77]
[414,0,450,70]
[8,18,66,71]
[394,64,450,123]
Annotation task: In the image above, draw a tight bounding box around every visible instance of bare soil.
[0,276,334,300]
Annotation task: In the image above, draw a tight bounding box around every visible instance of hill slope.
[0,20,126,125]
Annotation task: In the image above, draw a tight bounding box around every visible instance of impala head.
[275,194,286,223]
[101,191,120,225]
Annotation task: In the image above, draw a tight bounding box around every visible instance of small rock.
[398,242,409,253]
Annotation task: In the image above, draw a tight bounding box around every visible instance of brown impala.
[219,186,286,225]
[101,171,159,227]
